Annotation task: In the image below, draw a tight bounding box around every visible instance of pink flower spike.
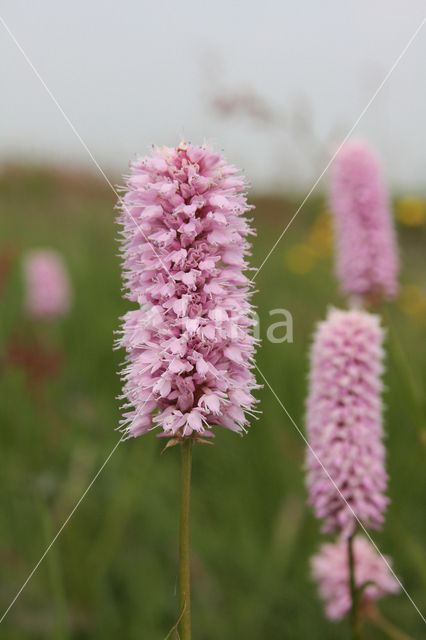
[305,308,388,536]
[23,249,72,319]
[116,143,259,439]
[330,141,399,303]
[311,536,400,621]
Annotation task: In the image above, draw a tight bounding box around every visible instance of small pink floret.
[23,249,71,319]
[312,535,400,620]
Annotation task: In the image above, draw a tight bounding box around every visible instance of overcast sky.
[1,1,425,191]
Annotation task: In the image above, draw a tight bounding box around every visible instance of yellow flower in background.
[285,243,316,274]
[398,285,426,319]
[396,197,426,227]
[285,211,334,275]
[308,211,334,259]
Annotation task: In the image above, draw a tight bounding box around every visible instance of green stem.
[348,534,362,640]
[178,438,193,640]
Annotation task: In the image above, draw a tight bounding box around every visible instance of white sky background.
[1,1,425,192]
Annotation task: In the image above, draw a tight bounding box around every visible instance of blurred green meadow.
[1,165,425,639]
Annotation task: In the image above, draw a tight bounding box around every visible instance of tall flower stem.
[348,534,362,640]
[179,437,193,640]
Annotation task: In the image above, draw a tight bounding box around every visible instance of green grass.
[0,166,425,639]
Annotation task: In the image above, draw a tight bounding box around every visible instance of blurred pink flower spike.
[116,142,259,440]
[330,140,399,304]
[305,308,388,537]
[23,249,72,319]
[311,535,400,621]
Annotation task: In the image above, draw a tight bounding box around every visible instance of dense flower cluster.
[117,143,258,439]
[23,249,71,319]
[305,308,388,536]
[311,536,400,620]
[330,141,399,303]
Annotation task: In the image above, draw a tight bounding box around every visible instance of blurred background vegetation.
[0,165,425,639]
